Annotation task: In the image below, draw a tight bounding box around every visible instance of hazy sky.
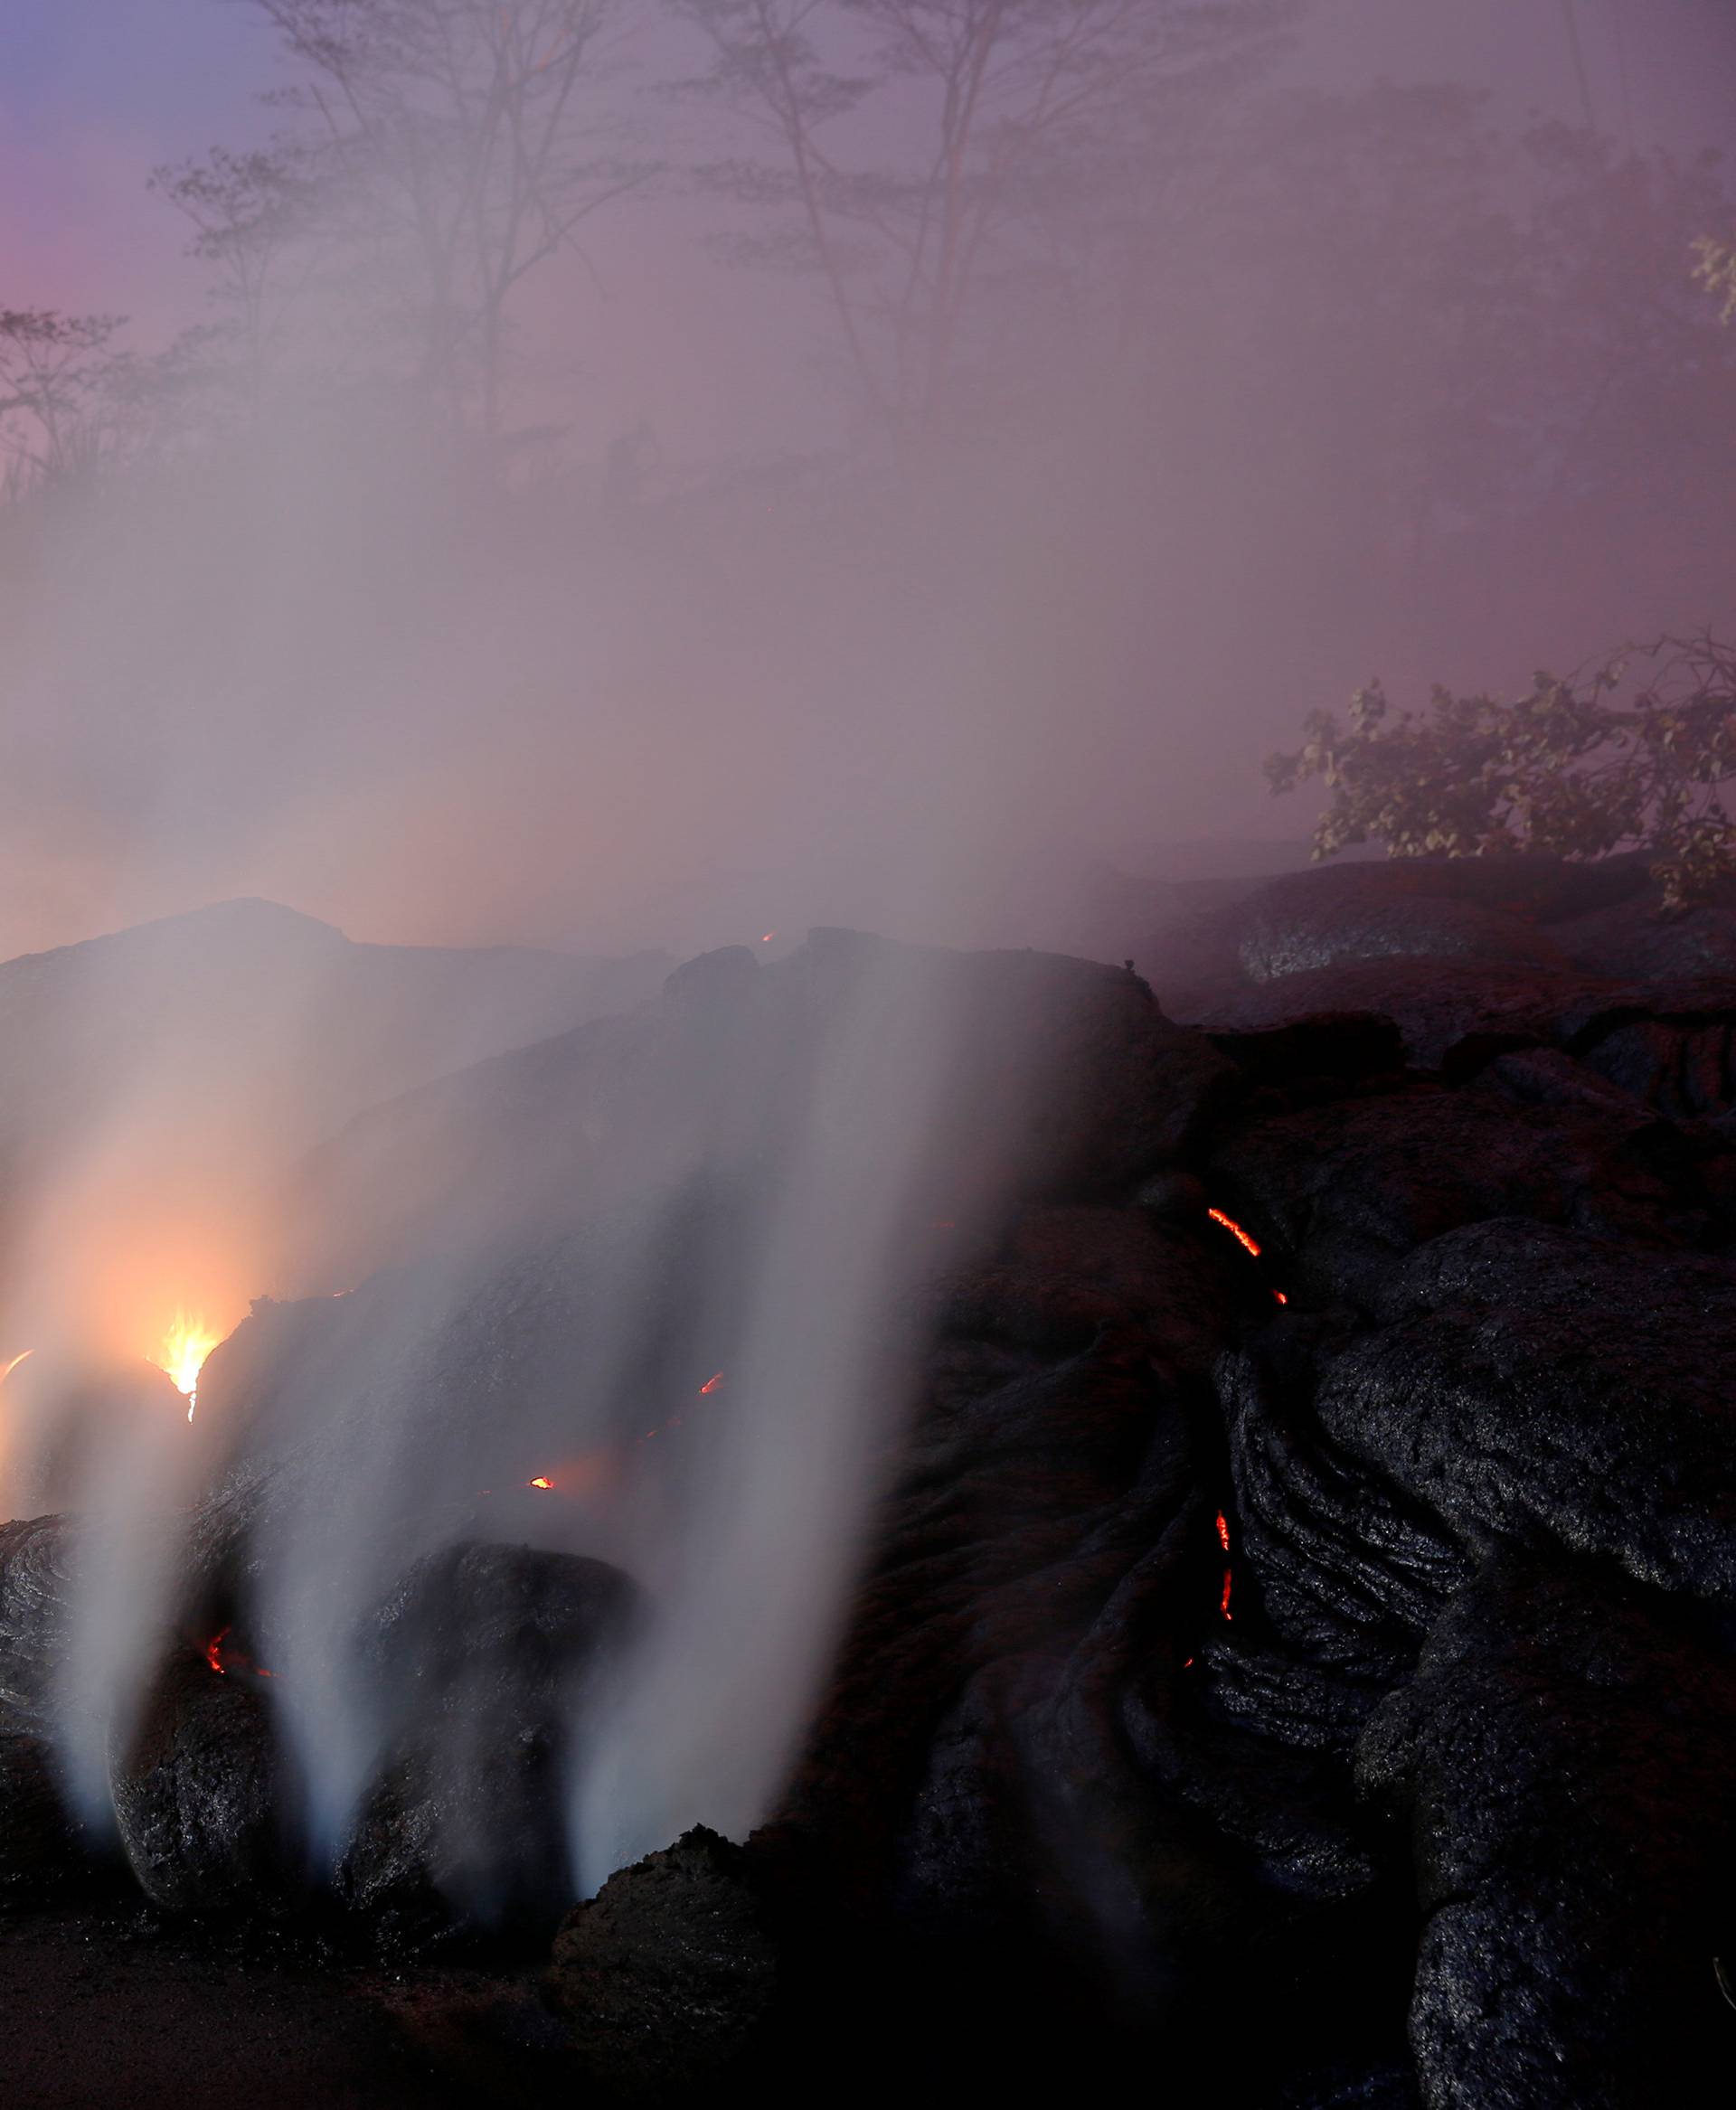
[5,1,1734,441]
[4,0,1735,966]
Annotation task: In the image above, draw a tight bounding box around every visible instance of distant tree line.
[1269,634,1736,910]
[3,0,1736,561]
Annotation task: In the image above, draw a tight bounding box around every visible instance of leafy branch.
[1267,634,1736,910]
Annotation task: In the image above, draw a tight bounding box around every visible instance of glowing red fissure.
[1215,1510,1234,1621]
[1207,1207,1260,1257]
[203,1627,274,1679]
[1208,1205,1289,1306]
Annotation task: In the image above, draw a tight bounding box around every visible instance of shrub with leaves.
[1693,232,1736,325]
[1266,634,1736,910]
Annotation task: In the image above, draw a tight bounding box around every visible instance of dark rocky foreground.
[5,861,1736,2106]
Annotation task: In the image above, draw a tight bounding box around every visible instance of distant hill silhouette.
[0,900,667,1347]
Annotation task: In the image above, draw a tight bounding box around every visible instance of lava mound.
[1,890,1733,2107]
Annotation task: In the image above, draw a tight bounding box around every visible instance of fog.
[1,0,1734,1903]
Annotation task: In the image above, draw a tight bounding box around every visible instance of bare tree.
[232,0,657,443]
[152,141,324,419]
[672,0,1295,429]
[0,309,127,498]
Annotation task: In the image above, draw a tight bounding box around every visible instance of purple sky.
[3,0,1735,966]
[5,0,1733,426]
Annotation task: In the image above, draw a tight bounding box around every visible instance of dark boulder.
[1356,1547,1736,2109]
[546,1826,778,2102]
[1555,897,1736,980]
[285,929,1234,1287]
[1317,1220,1736,1606]
[109,1643,282,1915]
[1210,1011,1406,1092]
[1194,958,1611,1065]
[1144,855,1647,1014]
[1241,887,1566,985]
[1573,995,1736,1123]
[335,1540,637,1937]
[0,1514,72,1738]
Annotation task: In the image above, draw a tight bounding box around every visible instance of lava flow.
[155,1311,222,1420]
[1207,1206,1261,1257]
[1208,1206,1288,1306]
[204,1626,273,1679]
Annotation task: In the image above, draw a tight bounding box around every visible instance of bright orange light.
[1272,1289,1288,1305]
[154,1311,222,1419]
[1,1349,33,1383]
[1215,1510,1231,1552]
[1220,1569,1234,1621]
[760,931,777,944]
[1207,1207,1261,1258]
[204,1625,273,1679]
[529,1475,553,1490]
[698,1371,722,1396]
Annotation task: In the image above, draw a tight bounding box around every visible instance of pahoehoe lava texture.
[1,883,1734,2106]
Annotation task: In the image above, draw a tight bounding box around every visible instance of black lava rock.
[546,1826,778,2101]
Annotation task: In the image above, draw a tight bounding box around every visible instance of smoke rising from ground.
[0,0,1733,1899]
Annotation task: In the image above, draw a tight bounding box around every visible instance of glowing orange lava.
[154,1312,222,1420]
[698,1371,722,1396]
[1207,1207,1261,1258]
[760,931,777,944]
[1,1349,33,1383]
[1213,1509,1235,1618]
[204,1626,274,1679]
[529,1475,553,1490]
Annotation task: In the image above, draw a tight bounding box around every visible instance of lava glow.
[0,1349,33,1383]
[529,1475,554,1490]
[155,1311,222,1418]
[1207,1207,1261,1257]
[698,1371,723,1395]
[1214,1511,1235,1620]
[204,1625,274,1679]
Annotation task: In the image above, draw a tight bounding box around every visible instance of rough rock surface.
[1355,1547,1736,2109]
[110,1646,283,1916]
[2,900,1734,2106]
[546,1828,778,2100]
[335,1542,637,1939]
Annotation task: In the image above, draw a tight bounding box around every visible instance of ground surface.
[0,1900,573,2109]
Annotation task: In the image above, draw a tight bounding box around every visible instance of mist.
[2,0,1734,1912]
